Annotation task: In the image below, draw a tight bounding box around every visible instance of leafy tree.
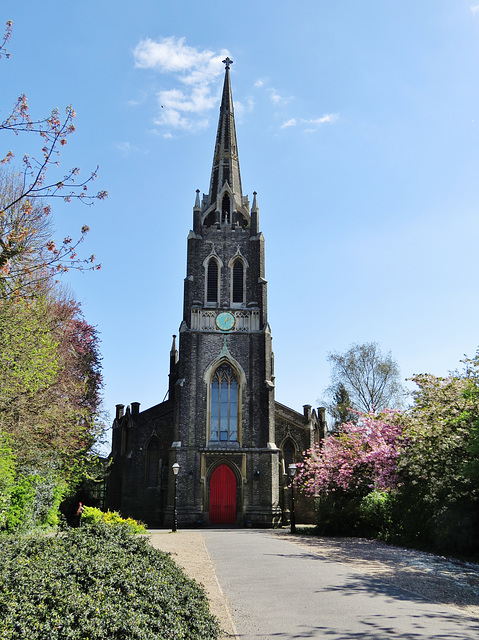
[0,432,15,528]
[326,342,403,413]
[326,382,357,431]
[296,410,404,497]
[299,350,479,554]
[396,354,479,551]
[0,292,103,479]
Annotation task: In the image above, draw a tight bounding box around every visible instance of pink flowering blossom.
[296,410,404,497]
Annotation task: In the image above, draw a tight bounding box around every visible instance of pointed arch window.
[232,259,245,304]
[221,193,230,224]
[206,258,219,304]
[282,439,296,475]
[210,363,238,442]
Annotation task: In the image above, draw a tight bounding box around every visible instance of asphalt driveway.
[202,529,479,640]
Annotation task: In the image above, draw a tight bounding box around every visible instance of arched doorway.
[209,464,236,524]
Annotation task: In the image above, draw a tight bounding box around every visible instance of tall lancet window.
[206,258,219,304]
[232,259,244,304]
[210,363,238,442]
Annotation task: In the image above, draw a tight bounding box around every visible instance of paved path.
[202,529,479,640]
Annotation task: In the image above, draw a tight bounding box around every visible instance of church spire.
[206,57,243,209]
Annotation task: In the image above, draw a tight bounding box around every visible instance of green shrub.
[81,506,146,533]
[0,434,15,529]
[0,523,219,639]
[4,474,39,533]
[358,490,395,541]
[2,467,67,533]
[316,491,362,536]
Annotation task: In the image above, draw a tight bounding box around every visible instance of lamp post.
[172,462,180,532]
[288,463,297,534]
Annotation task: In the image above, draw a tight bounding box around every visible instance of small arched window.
[210,363,238,442]
[282,439,296,475]
[221,193,230,224]
[206,258,219,304]
[232,260,244,304]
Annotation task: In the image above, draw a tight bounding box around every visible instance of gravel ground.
[275,531,479,617]
[148,529,479,639]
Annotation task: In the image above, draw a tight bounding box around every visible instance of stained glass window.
[210,364,238,442]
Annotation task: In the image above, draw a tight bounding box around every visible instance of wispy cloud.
[280,118,297,129]
[133,36,229,133]
[303,114,339,127]
[235,98,255,122]
[280,114,339,133]
[267,88,292,105]
[471,5,479,15]
[116,141,145,155]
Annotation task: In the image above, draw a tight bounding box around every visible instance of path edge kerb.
[147,530,239,640]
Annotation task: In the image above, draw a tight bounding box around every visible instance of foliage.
[0,21,107,298]
[2,464,67,533]
[0,292,104,480]
[300,349,479,556]
[394,353,479,553]
[326,382,358,431]
[3,474,39,533]
[0,523,220,640]
[296,410,404,496]
[326,342,403,413]
[0,20,107,533]
[81,506,146,534]
[357,490,396,541]
[0,432,15,529]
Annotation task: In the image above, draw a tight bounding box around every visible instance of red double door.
[209,464,237,524]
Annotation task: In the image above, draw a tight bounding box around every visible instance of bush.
[357,490,395,541]
[81,506,146,534]
[4,474,39,533]
[316,490,396,542]
[0,434,15,529]
[316,492,362,536]
[2,466,67,533]
[0,523,220,639]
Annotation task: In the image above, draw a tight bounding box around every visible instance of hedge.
[0,522,220,639]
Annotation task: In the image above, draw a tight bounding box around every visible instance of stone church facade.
[106,60,326,527]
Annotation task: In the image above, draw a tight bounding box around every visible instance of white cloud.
[279,114,339,133]
[471,5,479,15]
[267,87,292,105]
[302,114,339,127]
[116,141,144,155]
[235,98,255,121]
[133,36,230,133]
[254,79,264,88]
[280,118,297,129]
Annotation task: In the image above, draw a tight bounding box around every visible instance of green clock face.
[216,312,235,332]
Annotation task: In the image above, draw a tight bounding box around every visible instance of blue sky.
[3,1,479,445]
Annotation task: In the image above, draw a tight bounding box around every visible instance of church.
[106,59,326,528]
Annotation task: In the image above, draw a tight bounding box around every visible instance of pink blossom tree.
[0,20,107,298]
[296,410,404,497]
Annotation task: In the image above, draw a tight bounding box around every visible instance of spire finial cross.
[222,57,233,70]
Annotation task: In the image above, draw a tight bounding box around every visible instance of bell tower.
[171,58,281,527]
[107,59,326,528]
